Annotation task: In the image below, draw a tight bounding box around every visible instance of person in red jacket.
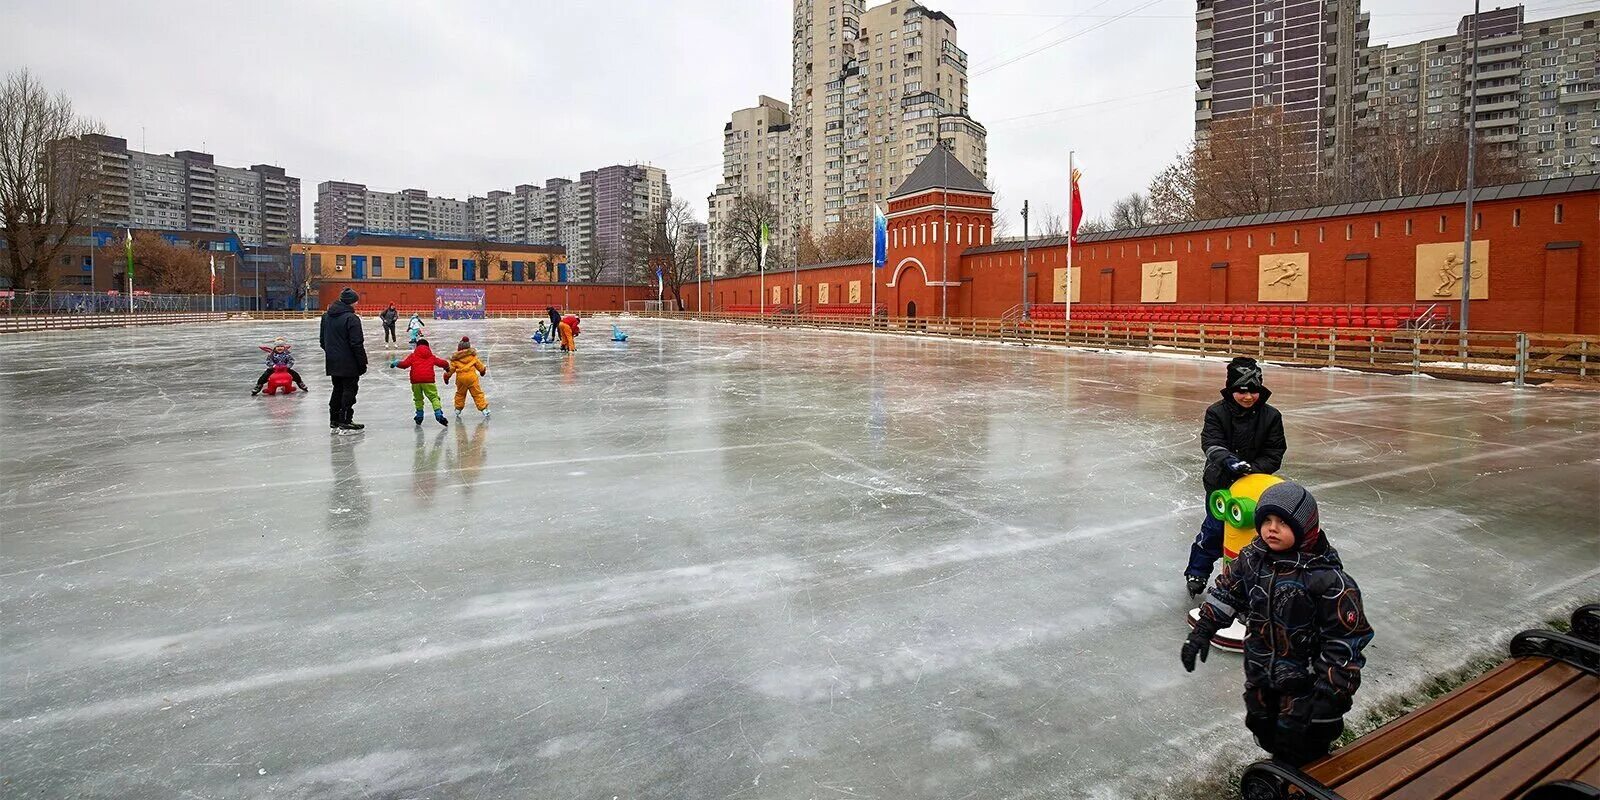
[558,314,581,351]
[390,338,451,426]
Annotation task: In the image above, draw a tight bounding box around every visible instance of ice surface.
[2,317,1597,799]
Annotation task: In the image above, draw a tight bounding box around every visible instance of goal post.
[624,300,663,314]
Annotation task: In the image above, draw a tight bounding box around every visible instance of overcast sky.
[4,0,1584,233]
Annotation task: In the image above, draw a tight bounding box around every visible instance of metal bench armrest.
[1522,779,1600,800]
[1571,604,1600,646]
[1240,760,1347,800]
[1510,630,1600,676]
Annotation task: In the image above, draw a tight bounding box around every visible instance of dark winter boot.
[339,422,365,433]
[1186,576,1207,597]
[435,409,449,427]
[414,410,424,425]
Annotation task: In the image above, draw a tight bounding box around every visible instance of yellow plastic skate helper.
[1207,473,1285,562]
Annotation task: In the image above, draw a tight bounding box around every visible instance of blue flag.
[873,204,887,269]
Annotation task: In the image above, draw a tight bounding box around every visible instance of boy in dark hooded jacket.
[1186,356,1287,596]
[1182,481,1373,768]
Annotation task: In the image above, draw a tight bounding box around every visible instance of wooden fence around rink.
[5,308,1595,388]
[632,310,1600,389]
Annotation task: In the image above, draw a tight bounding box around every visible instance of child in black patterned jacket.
[1181,481,1374,767]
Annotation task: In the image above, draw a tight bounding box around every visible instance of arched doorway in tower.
[891,257,935,326]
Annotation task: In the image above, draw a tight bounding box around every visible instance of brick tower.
[882,144,995,320]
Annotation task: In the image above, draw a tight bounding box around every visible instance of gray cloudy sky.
[4,0,1583,231]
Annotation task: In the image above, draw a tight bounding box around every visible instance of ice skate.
[414,410,424,425]
[339,421,365,433]
[1186,576,1206,597]
[481,409,490,420]
[435,410,449,427]
[455,408,462,420]
[252,385,263,396]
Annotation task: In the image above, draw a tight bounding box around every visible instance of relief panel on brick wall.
[818,282,830,304]
[1257,252,1309,302]
[771,285,782,305]
[1052,266,1083,303]
[848,280,862,304]
[1141,261,1178,303]
[1415,241,1489,301]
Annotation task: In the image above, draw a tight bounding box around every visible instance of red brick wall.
[960,190,1597,333]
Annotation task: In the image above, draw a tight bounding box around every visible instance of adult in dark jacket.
[379,304,399,344]
[547,306,562,336]
[1182,482,1373,767]
[320,288,368,432]
[1185,356,1287,594]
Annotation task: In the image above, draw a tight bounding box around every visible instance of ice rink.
[3,316,1597,799]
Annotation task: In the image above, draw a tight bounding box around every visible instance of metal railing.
[0,290,288,315]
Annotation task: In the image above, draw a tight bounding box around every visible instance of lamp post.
[1021,200,1031,320]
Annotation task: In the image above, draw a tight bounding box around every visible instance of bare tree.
[718,193,781,276]
[467,238,500,282]
[817,214,872,263]
[989,181,1015,238]
[1191,106,1322,218]
[1109,193,1152,229]
[797,226,823,267]
[1145,145,1196,224]
[0,69,103,290]
[625,197,699,309]
[1038,208,1067,238]
[1339,121,1528,202]
[1077,216,1112,235]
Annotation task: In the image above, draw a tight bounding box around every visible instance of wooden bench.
[1241,605,1600,800]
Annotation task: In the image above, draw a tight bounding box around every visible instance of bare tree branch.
[0,69,103,290]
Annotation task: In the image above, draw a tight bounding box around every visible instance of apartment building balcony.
[1196,66,1213,82]
[1472,48,1521,67]
[1197,4,1213,22]
[1479,32,1522,48]
[1472,115,1518,129]
[1474,99,1521,113]
[1197,46,1213,60]
[1482,132,1519,144]
[1558,85,1600,104]
[1195,106,1213,122]
[1470,64,1522,82]
[1196,86,1213,101]
[1197,26,1213,43]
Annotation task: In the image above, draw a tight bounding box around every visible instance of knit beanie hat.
[458,336,471,349]
[1226,357,1264,392]
[1255,481,1322,551]
[339,287,359,305]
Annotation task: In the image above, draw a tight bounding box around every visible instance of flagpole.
[1066,151,1075,325]
[696,239,702,314]
[209,254,216,313]
[125,229,134,315]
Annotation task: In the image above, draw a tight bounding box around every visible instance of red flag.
[1069,168,1084,244]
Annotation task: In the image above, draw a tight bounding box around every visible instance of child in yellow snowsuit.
[445,336,490,420]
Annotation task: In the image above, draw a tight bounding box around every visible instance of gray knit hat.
[1255,481,1322,550]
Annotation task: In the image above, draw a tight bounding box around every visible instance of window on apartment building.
[1554,204,1564,223]
[449,259,458,271]
[1263,52,1275,65]
[335,254,346,270]
[1263,31,1275,43]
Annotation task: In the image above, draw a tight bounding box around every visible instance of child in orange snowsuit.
[558,314,581,351]
[445,336,490,420]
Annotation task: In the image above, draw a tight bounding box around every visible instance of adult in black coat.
[320,288,368,432]
[1184,357,1287,593]
[379,304,399,344]
[547,306,562,336]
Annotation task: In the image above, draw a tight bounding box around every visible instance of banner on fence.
[435,287,486,320]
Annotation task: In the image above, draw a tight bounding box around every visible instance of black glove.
[1225,457,1254,478]
[1181,633,1211,672]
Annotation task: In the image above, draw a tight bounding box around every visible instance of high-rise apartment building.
[1194,0,1371,176]
[708,96,793,275]
[316,167,668,281]
[788,1,986,237]
[72,134,300,247]
[1363,6,1600,180]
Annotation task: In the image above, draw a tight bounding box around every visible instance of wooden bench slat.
[1447,686,1600,800]
[1377,677,1596,800]
[1309,659,1555,786]
[1327,662,1583,799]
